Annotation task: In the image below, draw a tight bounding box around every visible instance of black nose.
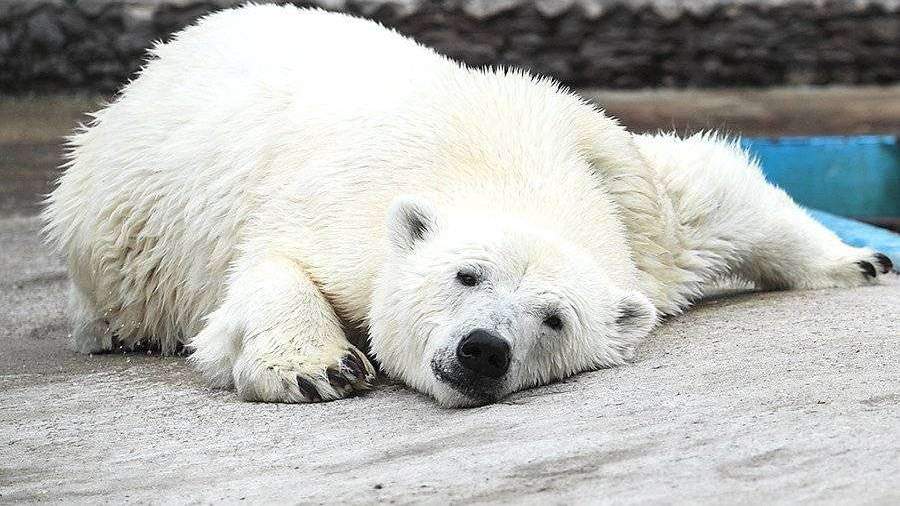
[456,329,510,379]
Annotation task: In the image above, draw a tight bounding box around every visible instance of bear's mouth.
[430,355,505,405]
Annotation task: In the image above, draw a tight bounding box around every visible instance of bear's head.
[369,196,657,407]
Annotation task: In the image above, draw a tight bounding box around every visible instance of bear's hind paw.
[825,250,896,288]
[857,252,894,278]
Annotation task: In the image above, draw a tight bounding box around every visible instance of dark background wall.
[1,0,898,95]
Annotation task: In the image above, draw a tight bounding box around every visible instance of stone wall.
[1,0,898,94]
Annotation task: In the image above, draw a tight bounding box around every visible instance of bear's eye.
[543,314,563,331]
[456,271,479,287]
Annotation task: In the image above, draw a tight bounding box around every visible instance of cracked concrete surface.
[1,215,898,503]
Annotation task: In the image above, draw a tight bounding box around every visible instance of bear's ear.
[387,196,439,253]
[613,291,657,343]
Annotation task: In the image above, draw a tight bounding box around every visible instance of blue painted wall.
[742,136,899,218]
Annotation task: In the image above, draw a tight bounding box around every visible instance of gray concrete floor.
[1,89,899,503]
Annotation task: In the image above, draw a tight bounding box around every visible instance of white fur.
[43,5,892,406]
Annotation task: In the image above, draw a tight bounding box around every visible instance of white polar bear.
[43,4,893,407]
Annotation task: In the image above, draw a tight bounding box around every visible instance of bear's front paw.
[233,345,377,403]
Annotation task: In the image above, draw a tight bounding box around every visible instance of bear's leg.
[188,255,376,403]
[634,132,894,291]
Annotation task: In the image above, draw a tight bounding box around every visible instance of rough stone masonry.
[0,0,898,94]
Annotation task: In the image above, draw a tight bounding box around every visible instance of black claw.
[326,367,350,389]
[857,260,877,279]
[873,253,893,274]
[351,348,370,366]
[296,375,321,401]
[342,352,367,381]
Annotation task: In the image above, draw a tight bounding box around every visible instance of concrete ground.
[1,89,899,503]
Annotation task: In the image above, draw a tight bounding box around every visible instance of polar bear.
[43,4,893,407]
